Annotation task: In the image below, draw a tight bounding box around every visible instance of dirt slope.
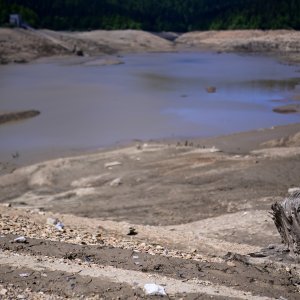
[1,29,300,64]
[0,28,174,64]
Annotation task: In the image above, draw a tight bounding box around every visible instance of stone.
[104,161,122,168]
[206,86,217,93]
[0,289,8,296]
[110,178,122,187]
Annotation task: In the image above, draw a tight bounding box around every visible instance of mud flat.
[0,110,40,125]
[1,123,300,298]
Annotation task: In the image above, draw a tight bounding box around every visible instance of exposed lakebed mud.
[1,124,300,298]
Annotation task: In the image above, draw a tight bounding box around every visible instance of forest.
[1,0,300,32]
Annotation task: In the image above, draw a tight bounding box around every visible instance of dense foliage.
[1,0,300,31]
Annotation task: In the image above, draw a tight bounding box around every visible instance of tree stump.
[271,191,300,257]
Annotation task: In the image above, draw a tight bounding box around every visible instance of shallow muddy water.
[0,52,299,160]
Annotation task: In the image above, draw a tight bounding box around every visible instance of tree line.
[1,0,300,32]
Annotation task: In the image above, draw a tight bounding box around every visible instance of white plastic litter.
[144,283,167,296]
[14,236,27,243]
[19,273,30,278]
[55,222,64,231]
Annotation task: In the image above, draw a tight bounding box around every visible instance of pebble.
[110,178,122,187]
[104,161,122,168]
[0,288,8,295]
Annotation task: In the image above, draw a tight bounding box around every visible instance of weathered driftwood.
[271,191,300,256]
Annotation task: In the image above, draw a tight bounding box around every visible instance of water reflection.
[241,78,300,91]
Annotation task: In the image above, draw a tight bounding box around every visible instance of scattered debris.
[46,217,59,226]
[13,236,27,243]
[104,161,122,168]
[144,283,167,296]
[47,217,64,231]
[110,178,122,187]
[127,227,138,236]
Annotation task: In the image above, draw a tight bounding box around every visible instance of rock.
[110,178,122,187]
[206,86,217,93]
[0,289,8,296]
[104,161,122,168]
[127,227,138,236]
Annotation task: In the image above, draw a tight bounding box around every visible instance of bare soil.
[1,123,300,299]
[1,28,300,64]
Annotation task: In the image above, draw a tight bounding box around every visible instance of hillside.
[1,0,300,31]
